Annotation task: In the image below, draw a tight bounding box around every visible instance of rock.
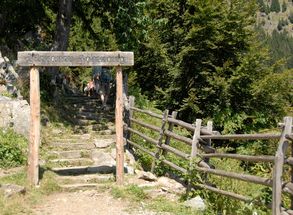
[125,149,136,166]
[0,97,30,137]
[90,151,116,173]
[93,138,115,148]
[136,170,157,182]
[157,177,185,194]
[0,184,26,198]
[183,196,206,211]
[125,165,134,175]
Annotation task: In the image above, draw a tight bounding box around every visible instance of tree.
[282,1,287,12]
[271,0,281,13]
[51,0,73,51]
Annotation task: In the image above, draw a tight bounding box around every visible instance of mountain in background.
[257,0,293,69]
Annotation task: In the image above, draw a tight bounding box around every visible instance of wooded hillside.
[0,0,292,133]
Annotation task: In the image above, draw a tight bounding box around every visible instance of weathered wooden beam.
[161,144,189,160]
[115,66,124,185]
[17,51,134,67]
[127,127,159,145]
[151,110,169,172]
[161,159,188,173]
[273,117,293,215]
[125,139,156,158]
[195,166,273,187]
[130,117,161,132]
[201,133,281,140]
[193,183,252,203]
[130,107,162,119]
[167,117,215,135]
[286,134,293,141]
[199,153,275,163]
[28,67,40,186]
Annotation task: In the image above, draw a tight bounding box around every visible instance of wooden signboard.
[18,51,134,186]
[17,51,134,67]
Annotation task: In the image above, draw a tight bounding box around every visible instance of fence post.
[28,67,40,186]
[163,111,177,156]
[151,110,169,173]
[124,96,135,148]
[187,119,202,192]
[205,121,213,164]
[115,66,124,185]
[272,117,293,215]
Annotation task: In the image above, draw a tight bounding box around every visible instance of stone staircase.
[41,94,124,191]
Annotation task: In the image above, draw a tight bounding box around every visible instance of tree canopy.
[0,0,292,133]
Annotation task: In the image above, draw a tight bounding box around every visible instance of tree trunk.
[50,0,73,81]
[52,0,73,51]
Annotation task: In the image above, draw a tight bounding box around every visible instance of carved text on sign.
[17,51,134,67]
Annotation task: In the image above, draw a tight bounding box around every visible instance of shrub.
[289,12,293,24]
[0,129,27,168]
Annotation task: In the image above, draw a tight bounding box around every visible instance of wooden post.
[28,67,40,186]
[187,119,202,192]
[163,111,177,156]
[272,117,293,215]
[151,110,169,173]
[115,66,124,185]
[205,121,213,164]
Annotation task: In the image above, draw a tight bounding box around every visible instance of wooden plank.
[161,144,189,160]
[130,117,161,132]
[167,117,215,135]
[28,67,40,186]
[115,66,124,185]
[130,107,162,119]
[199,153,275,163]
[188,119,202,192]
[273,117,293,215]
[164,111,177,153]
[127,127,159,145]
[161,159,188,173]
[125,139,156,158]
[201,133,281,140]
[17,51,134,67]
[193,183,252,203]
[195,166,273,187]
[151,110,169,172]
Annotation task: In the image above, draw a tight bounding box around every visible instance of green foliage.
[277,18,288,31]
[0,129,27,168]
[289,11,293,23]
[282,1,287,12]
[271,0,281,13]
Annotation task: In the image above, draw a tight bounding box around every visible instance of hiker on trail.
[92,66,112,108]
[84,80,95,97]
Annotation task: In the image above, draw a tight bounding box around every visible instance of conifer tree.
[271,0,281,13]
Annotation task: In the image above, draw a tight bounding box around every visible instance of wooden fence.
[123,96,293,215]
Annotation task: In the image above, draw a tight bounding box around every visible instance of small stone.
[0,184,26,198]
[136,170,157,182]
[183,196,206,211]
[94,138,115,148]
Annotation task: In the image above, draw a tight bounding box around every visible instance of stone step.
[49,142,95,150]
[52,165,115,175]
[48,150,91,159]
[59,183,101,191]
[73,114,99,120]
[56,173,114,184]
[49,158,94,167]
[75,119,99,126]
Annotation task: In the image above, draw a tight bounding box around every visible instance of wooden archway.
[17,51,134,186]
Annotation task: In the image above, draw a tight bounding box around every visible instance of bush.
[289,12,293,24]
[0,129,27,168]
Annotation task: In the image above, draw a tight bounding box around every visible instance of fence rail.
[124,96,293,214]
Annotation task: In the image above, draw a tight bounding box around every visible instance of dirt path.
[31,190,158,215]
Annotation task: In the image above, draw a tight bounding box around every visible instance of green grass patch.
[0,129,28,168]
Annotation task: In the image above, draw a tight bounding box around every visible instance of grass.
[110,184,204,215]
[0,169,61,215]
